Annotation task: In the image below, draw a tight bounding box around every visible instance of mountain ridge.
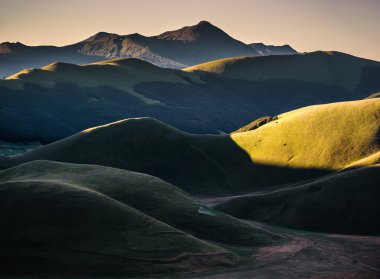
[0,21,297,77]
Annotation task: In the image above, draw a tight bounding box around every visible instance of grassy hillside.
[4,58,201,104]
[184,51,380,92]
[231,98,380,170]
[0,160,285,276]
[1,160,278,246]
[214,164,380,235]
[1,52,379,143]
[2,99,378,195]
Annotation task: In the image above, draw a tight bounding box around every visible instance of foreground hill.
[2,163,379,278]
[0,21,295,77]
[214,164,380,235]
[2,99,379,195]
[0,160,283,276]
[1,51,379,144]
[230,98,380,170]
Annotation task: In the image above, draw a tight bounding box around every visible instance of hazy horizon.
[1,0,379,61]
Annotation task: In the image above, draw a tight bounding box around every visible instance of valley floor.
[0,140,41,157]
[176,222,380,279]
[7,227,379,279]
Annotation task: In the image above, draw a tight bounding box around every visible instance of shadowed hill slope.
[0,160,279,246]
[1,52,379,144]
[214,164,380,235]
[0,160,284,276]
[184,51,380,92]
[0,41,101,78]
[4,58,193,104]
[2,99,379,195]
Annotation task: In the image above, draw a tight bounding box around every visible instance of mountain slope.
[214,164,380,235]
[2,99,379,195]
[184,51,380,92]
[230,98,380,170]
[1,51,379,144]
[0,41,101,78]
[80,21,258,67]
[4,58,192,104]
[1,160,253,276]
[0,160,278,246]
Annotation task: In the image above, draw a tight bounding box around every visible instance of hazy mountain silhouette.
[249,43,297,55]
[0,21,296,77]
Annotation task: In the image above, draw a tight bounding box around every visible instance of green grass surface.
[184,51,380,91]
[231,98,380,170]
[214,164,380,235]
[1,99,378,195]
[3,58,201,104]
[0,160,283,276]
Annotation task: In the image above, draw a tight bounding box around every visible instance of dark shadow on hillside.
[213,165,380,235]
[1,72,374,145]
[0,119,331,196]
[135,76,362,117]
[355,66,380,95]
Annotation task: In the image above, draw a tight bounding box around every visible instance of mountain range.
[0,21,297,78]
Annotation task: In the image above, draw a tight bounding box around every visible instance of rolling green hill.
[230,98,380,171]
[2,99,378,196]
[214,164,380,235]
[0,160,283,276]
[4,58,198,104]
[183,51,380,92]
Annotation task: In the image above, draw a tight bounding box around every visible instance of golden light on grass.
[231,99,380,170]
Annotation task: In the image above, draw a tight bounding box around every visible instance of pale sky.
[0,0,379,61]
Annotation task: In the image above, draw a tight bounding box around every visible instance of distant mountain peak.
[156,20,226,42]
[0,21,300,76]
[84,31,118,42]
[197,20,213,26]
[0,41,27,53]
[194,20,218,30]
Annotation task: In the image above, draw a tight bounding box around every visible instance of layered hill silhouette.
[0,160,281,276]
[2,99,379,196]
[0,21,296,77]
[1,51,379,144]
